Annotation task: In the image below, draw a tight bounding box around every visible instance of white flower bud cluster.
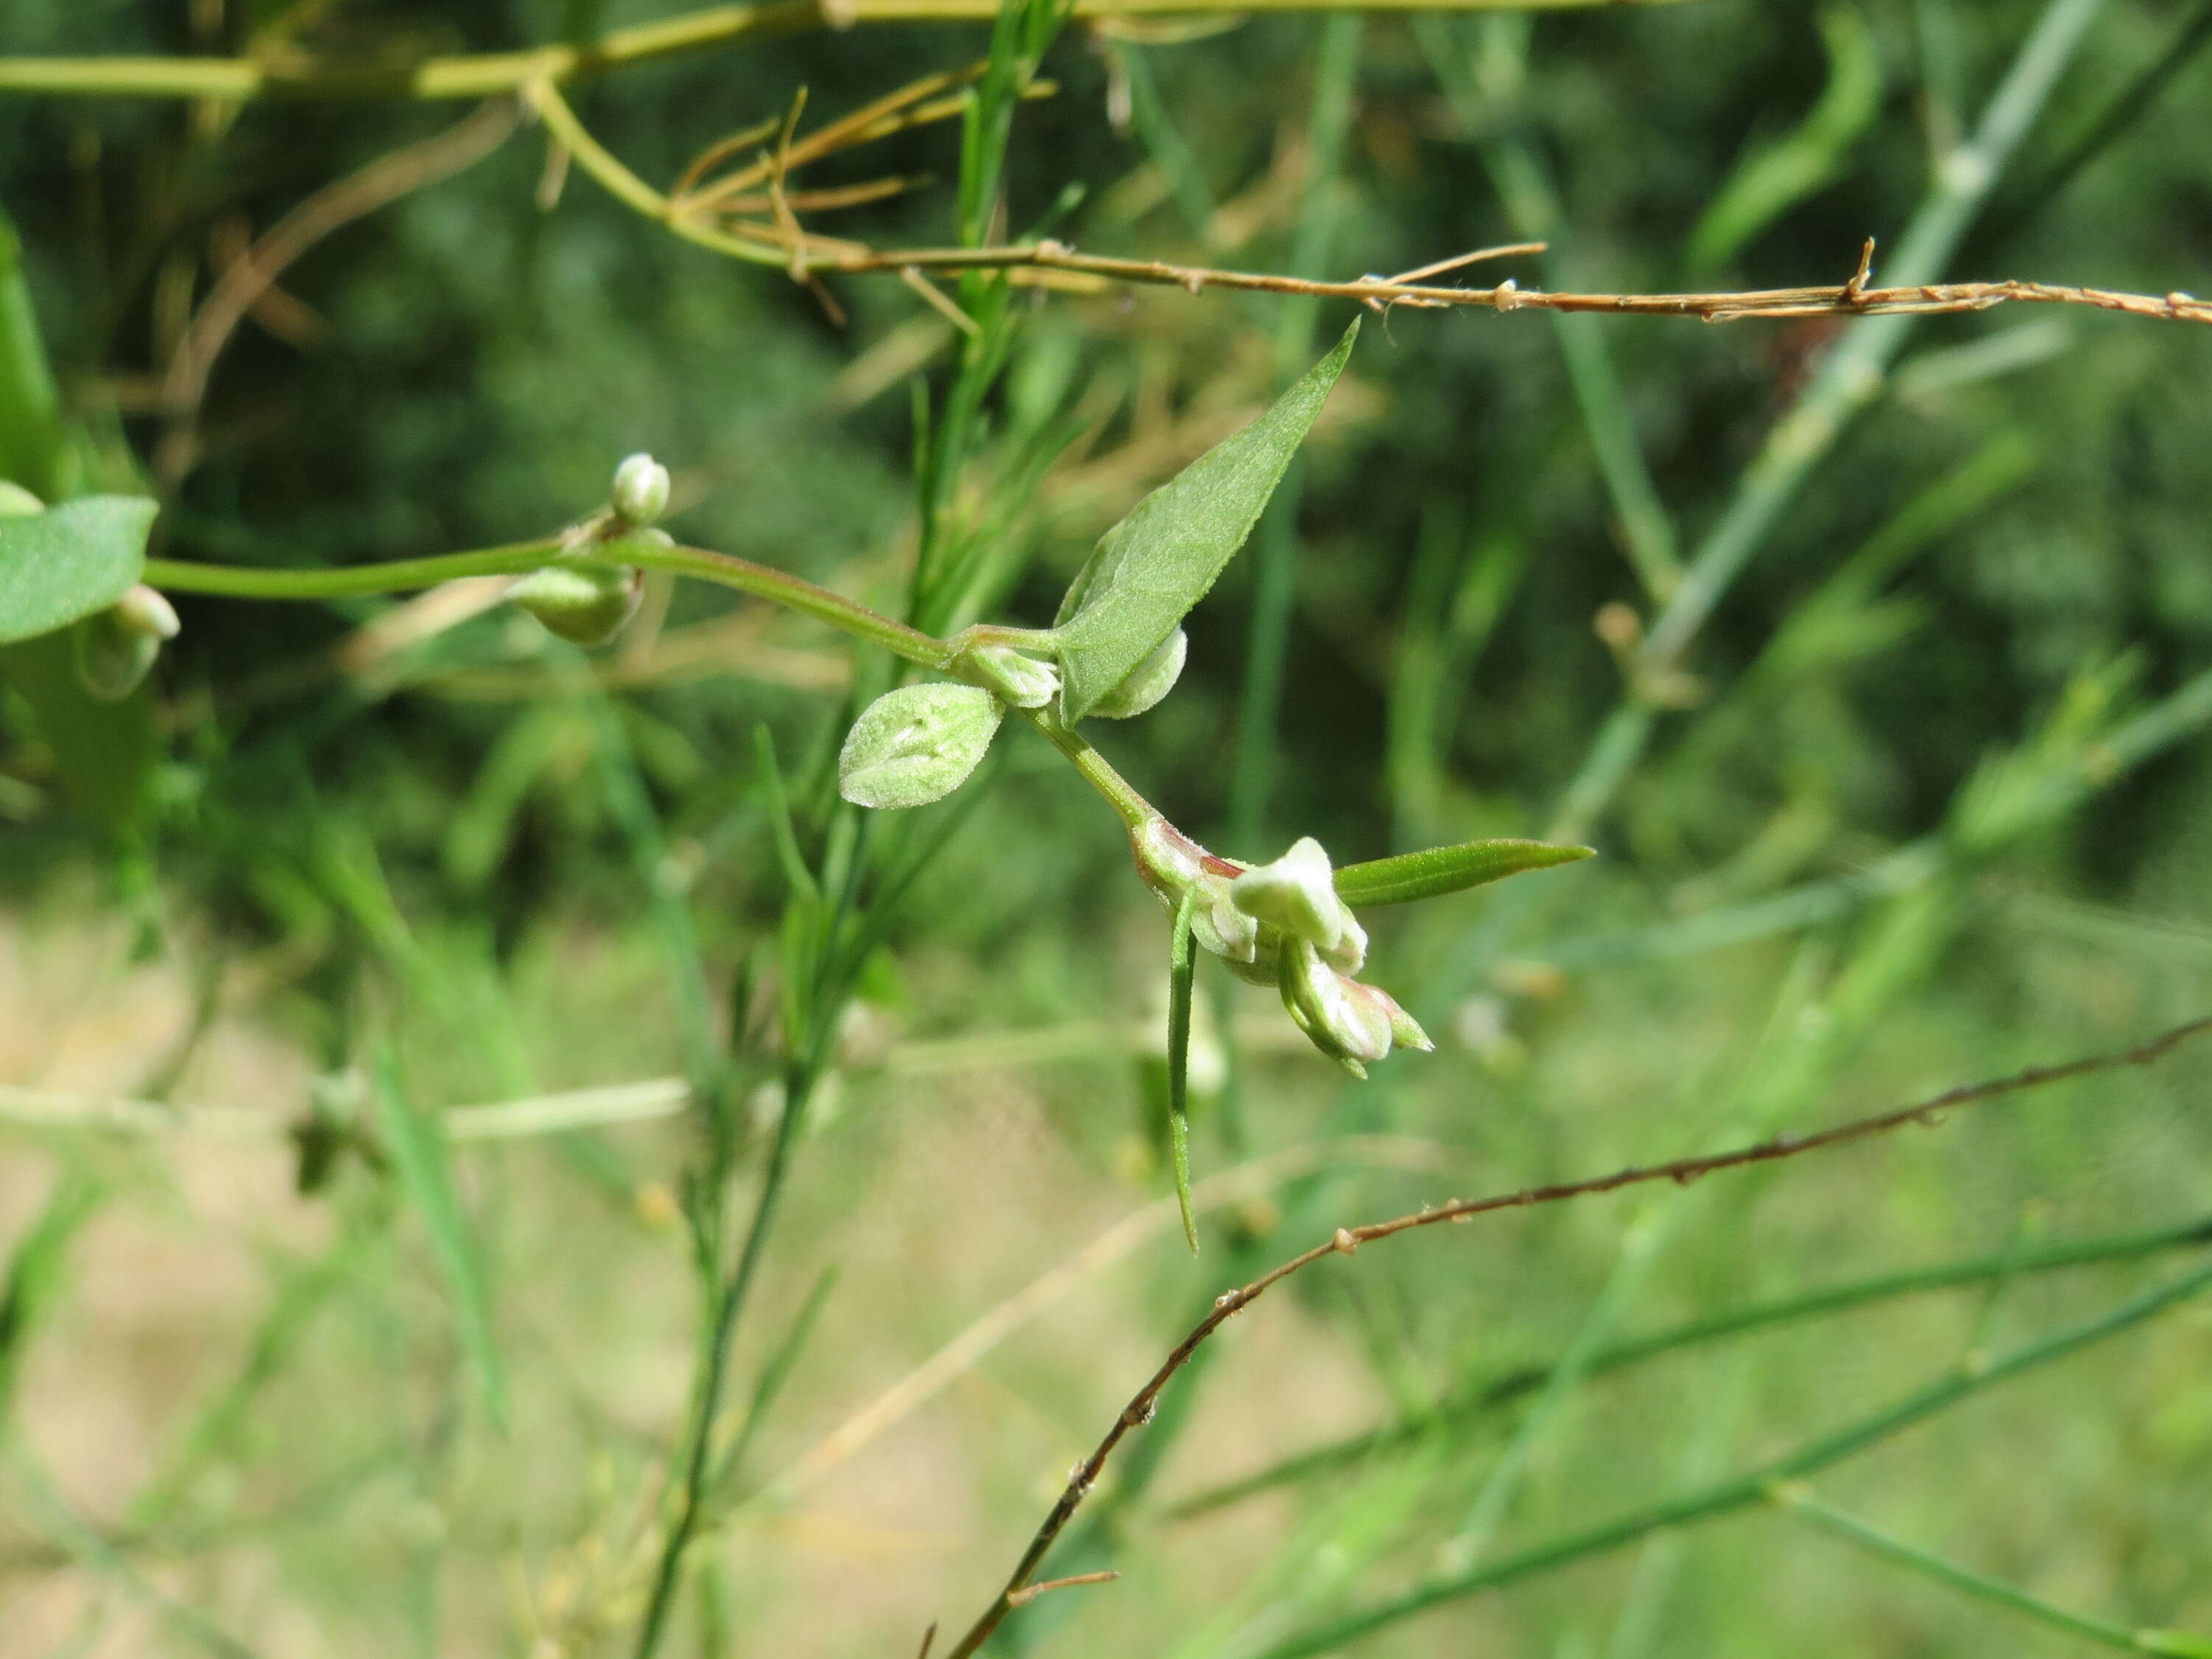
[1132,824,1431,1077]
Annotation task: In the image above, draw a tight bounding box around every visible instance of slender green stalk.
[1543,658,2212,971]
[521,79,788,268]
[1539,0,2112,865]
[711,1264,842,1501]
[1118,46,1218,246]
[1777,1486,2204,1653]
[632,1062,821,1659]
[1167,1214,2212,1517]
[0,1077,687,1139]
[1419,19,1683,602]
[12,1449,262,1659]
[145,537,950,665]
[1021,709,1159,830]
[0,1170,100,1422]
[1230,18,1362,852]
[575,674,723,1104]
[0,6,818,101]
[1434,0,2110,990]
[625,541,950,667]
[1978,0,2212,251]
[1640,0,2109,669]
[631,17,1080,1649]
[126,1232,361,1530]
[1166,891,1201,1253]
[0,205,67,498]
[1248,1259,2212,1659]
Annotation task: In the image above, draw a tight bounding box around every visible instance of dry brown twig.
[933,1013,2212,1659]
[827,237,2212,329]
[523,71,2212,335]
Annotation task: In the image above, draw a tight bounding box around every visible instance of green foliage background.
[1,1,2211,1656]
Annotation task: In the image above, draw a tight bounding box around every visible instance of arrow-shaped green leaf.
[1053,319,1358,722]
[1334,838,1594,908]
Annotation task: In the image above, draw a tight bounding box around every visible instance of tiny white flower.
[1231,836,1366,972]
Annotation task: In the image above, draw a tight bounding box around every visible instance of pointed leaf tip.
[1052,319,1359,723]
[1333,838,1595,908]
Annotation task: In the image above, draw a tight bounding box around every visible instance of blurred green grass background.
[2,1,2211,1655]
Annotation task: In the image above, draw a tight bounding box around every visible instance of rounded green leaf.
[1333,838,1595,908]
[0,495,159,644]
[838,683,1003,810]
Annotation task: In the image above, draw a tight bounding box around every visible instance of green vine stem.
[146,539,949,666]
[142,541,1177,835]
[1777,1486,2211,1655]
[143,541,563,599]
[1165,1211,2212,1518]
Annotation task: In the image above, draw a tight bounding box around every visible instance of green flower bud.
[611,452,671,529]
[114,584,181,641]
[1277,938,1393,1077]
[1088,626,1186,720]
[510,560,644,648]
[1350,979,1433,1053]
[73,582,178,700]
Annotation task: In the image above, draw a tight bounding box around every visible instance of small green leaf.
[1334,838,1594,908]
[1053,319,1358,722]
[371,1050,508,1430]
[0,495,159,644]
[838,682,1003,810]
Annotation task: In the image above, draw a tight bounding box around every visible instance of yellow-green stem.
[0,0,1696,103]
